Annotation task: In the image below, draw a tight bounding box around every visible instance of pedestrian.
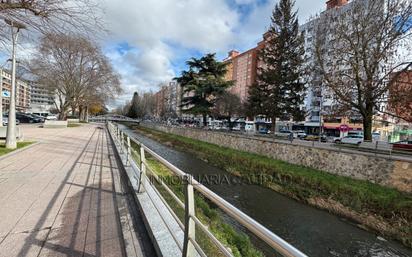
[288,132,293,143]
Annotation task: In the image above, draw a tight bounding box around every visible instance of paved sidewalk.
[0,124,154,257]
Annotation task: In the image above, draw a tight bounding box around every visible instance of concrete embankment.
[142,123,412,193]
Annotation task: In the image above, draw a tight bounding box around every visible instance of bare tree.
[30,33,121,120]
[314,0,412,140]
[212,92,244,130]
[0,0,102,45]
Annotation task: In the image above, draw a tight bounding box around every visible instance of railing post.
[120,130,125,153]
[126,136,131,166]
[182,175,195,257]
[375,141,378,156]
[137,146,146,193]
[116,126,120,142]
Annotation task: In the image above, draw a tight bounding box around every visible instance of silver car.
[2,117,20,126]
[341,135,363,145]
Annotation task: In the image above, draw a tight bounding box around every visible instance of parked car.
[28,114,45,122]
[2,117,20,126]
[304,134,327,142]
[245,122,255,133]
[391,140,412,152]
[276,130,292,137]
[372,132,381,141]
[46,115,58,120]
[16,113,42,123]
[292,130,307,139]
[340,135,364,145]
[258,127,270,134]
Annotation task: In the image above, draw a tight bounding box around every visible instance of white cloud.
[99,0,326,108]
[100,0,241,107]
[103,0,238,51]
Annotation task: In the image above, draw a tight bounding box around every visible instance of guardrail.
[107,121,308,257]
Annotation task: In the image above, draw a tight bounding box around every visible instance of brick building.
[1,69,30,113]
[389,70,412,123]
[223,38,266,103]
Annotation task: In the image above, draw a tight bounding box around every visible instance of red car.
[392,140,412,151]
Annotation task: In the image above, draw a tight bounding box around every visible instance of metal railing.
[107,122,308,257]
[89,114,140,123]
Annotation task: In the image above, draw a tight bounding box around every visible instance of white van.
[245,121,255,133]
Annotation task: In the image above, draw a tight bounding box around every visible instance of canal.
[121,125,412,257]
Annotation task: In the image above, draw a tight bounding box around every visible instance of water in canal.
[121,125,412,257]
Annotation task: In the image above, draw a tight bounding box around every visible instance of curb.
[0,141,41,161]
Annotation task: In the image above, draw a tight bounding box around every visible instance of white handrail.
[108,122,308,257]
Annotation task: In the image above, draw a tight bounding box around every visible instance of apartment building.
[28,81,55,115]
[223,38,266,104]
[0,69,30,113]
[299,0,366,136]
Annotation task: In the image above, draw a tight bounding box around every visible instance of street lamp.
[4,19,26,149]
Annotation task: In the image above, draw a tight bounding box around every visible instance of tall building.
[0,69,30,113]
[223,39,265,103]
[28,81,55,115]
[300,0,365,136]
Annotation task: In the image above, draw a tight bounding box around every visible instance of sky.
[100,0,326,108]
[1,0,327,108]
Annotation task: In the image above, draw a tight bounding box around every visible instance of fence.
[107,122,308,257]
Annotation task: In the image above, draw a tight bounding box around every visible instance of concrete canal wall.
[142,124,412,193]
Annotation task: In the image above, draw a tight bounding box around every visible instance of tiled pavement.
[0,124,155,257]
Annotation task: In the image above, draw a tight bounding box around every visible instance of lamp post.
[5,19,25,149]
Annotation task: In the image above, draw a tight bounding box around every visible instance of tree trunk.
[71,105,77,116]
[363,114,373,141]
[85,106,89,123]
[79,106,84,122]
[202,114,207,127]
[363,103,374,141]
[271,116,277,137]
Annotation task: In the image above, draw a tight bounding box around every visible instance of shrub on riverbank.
[135,125,412,248]
[142,155,265,257]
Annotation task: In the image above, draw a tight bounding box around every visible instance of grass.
[135,125,412,248]
[0,142,34,157]
[139,151,265,257]
[67,123,82,128]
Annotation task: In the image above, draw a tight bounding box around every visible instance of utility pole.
[5,19,25,149]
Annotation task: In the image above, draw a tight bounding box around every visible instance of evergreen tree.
[127,92,141,118]
[247,0,305,132]
[176,53,233,127]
